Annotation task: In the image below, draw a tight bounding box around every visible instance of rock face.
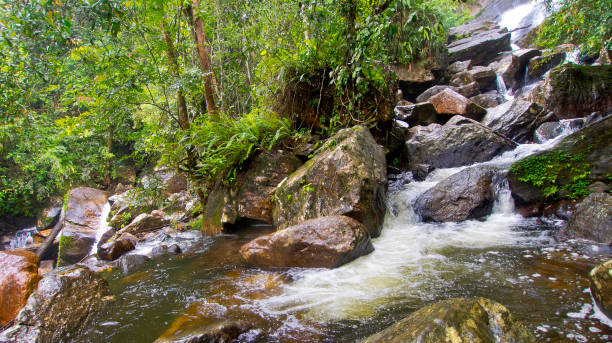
[483,99,547,143]
[141,167,188,195]
[97,237,135,261]
[274,126,387,237]
[509,116,612,207]
[562,193,612,244]
[237,150,303,223]
[467,65,497,91]
[119,210,170,236]
[448,25,511,66]
[534,119,584,143]
[414,166,497,222]
[57,187,108,267]
[528,65,612,119]
[240,216,374,268]
[590,260,612,318]
[428,88,487,121]
[0,250,41,326]
[405,116,516,169]
[470,93,501,108]
[527,51,565,80]
[0,266,111,343]
[394,103,437,126]
[363,298,535,343]
[202,150,302,234]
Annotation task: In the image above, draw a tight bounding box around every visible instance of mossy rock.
[509,115,612,206]
[362,297,535,343]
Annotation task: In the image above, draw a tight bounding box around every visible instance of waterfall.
[90,202,111,255]
[498,0,547,42]
[495,73,514,101]
[9,227,37,249]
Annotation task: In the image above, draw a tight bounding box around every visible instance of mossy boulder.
[508,115,612,207]
[273,126,387,237]
[202,149,303,235]
[590,260,612,318]
[362,297,535,343]
[0,266,112,343]
[528,65,612,119]
[57,187,108,267]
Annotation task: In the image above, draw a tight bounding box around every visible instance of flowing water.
[75,127,612,342]
[9,227,37,250]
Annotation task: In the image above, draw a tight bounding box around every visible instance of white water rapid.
[257,126,581,322]
[9,227,37,249]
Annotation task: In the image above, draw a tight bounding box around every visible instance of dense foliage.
[536,0,611,55]
[1,0,466,216]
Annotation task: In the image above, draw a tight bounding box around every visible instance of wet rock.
[493,53,520,90]
[448,20,498,42]
[405,115,516,169]
[448,60,471,74]
[237,150,303,223]
[411,164,435,182]
[202,150,302,235]
[96,228,116,248]
[151,244,182,257]
[394,103,437,126]
[414,166,497,222]
[527,51,565,80]
[533,119,584,143]
[97,237,135,261]
[467,65,497,91]
[470,93,502,108]
[448,26,511,66]
[528,65,612,119]
[0,266,111,343]
[590,260,612,318]
[120,254,150,274]
[415,85,457,103]
[561,193,612,244]
[510,116,612,208]
[483,99,547,143]
[274,126,386,237]
[388,119,410,154]
[57,187,108,267]
[0,250,41,326]
[450,71,475,87]
[241,215,373,268]
[588,181,611,193]
[154,302,252,343]
[119,210,170,236]
[428,88,487,121]
[363,297,535,343]
[35,199,62,230]
[392,49,448,101]
[456,81,481,98]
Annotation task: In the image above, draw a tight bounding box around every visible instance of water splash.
[9,227,37,249]
[90,202,111,255]
[496,73,514,101]
[499,0,547,42]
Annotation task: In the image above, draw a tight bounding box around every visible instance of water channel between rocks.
[76,130,612,343]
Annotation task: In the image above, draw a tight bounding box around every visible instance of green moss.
[58,235,75,261]
[548,65,612,113]
[509,150,593,200]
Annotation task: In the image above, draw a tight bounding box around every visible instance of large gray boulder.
[0,266,112,343]
[363,297,535,343]
[590,260,612,318]
[405,116,516,169]
[240,216,374,268]
[414,166,498,222]
[483,99,548,143]
[394,103,438,126]
[561,193,612,244]
[448,24,511,65]
[274,126,387,237]
[118,210,170,236]
[57,187,107,267]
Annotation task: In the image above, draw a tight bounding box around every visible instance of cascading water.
[9,227,37,249]
[498,0,547,42]
[90,202,111,256]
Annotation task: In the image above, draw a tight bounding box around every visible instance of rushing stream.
[76,126,612,342]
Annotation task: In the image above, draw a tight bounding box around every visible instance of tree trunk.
[189,0,220,118]
[161,21,191,131]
